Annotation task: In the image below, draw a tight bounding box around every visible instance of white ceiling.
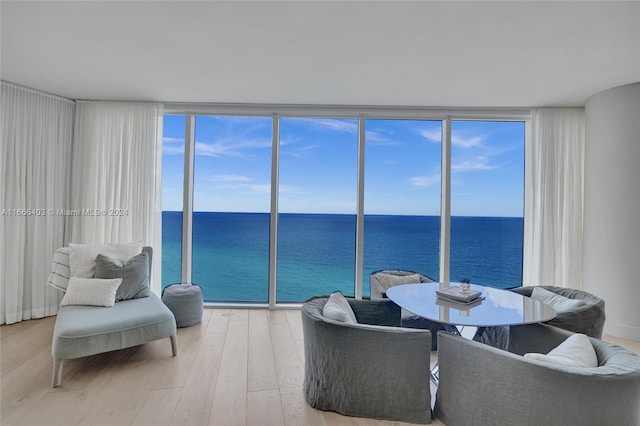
[1,1,639,108]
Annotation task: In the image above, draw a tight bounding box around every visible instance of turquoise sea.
[162,212,523,302]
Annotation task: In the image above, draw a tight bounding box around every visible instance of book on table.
[435,286,483,303]
[435,296,484,309]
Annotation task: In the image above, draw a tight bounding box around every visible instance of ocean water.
[162,211,523,302]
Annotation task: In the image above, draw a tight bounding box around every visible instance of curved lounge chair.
[435,324,640,426]
[370,270,444,349]
[302,296,432,424]
[510,285,605,338]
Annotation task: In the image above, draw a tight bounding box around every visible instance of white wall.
[583,82,640,341]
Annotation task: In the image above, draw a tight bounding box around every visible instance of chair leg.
[52,358,64,387]
[170,334,178,356]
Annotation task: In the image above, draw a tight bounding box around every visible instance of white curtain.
[66,101,161,251]
[1,82,74,324]
[523,108,585,288]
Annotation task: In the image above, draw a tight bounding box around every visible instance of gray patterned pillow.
[94,251,150,301]
[376,273,423,290]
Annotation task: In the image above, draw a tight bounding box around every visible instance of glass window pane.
[162,114,185,289]
[277,118,358,302]
[363,120,442,296]
[450,121,525,289]
[192,116,272,302]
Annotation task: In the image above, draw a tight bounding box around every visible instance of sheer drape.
[523,108,585,288]
[2,90,162,324]
[1,82,74,324]
[66,101,161,249]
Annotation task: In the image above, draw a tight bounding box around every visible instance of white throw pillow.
[530,287,586,313]
[323,292,357,324]
[60,277,123,307]
[524,333,598,368]
[376,273,423,290]
[46,247,72,292]
[69,242,143,278]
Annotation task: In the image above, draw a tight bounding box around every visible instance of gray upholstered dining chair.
[434,324,640,426]
[369,269,435,298]
[369,269,444,350]
[302,296,433,424]
[509,285,605,338]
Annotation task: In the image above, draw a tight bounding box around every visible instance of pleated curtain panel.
[1,81,160,324]
[66,101,160,245]
[1,82,74,324]
[523,108,585,289]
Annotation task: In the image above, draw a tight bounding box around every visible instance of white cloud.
[452,135,485,148]
[283,144,318,159]
[164,136,184,144]
[365,130,401,146]
[279,136,298,146]
[195,141,227,157]
[299,118,358,134]
[278,184,302,194]
[208,174,252,182]
[452,156,505,172]
[163,137,185,154]
[416,128,441,142]
[195,137,271,158]
[205,174,272,195]
[409,174,440,187]
[163,145,185,154]
[416,128,485,149]
[245,183,271,194]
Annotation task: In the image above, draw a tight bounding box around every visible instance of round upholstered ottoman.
[162,283,203,327]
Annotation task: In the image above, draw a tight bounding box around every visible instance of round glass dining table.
[386,282,557,329]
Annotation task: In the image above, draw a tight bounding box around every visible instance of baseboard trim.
[604,321,640,342]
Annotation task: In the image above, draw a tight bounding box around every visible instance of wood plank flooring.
[1,309,638,426]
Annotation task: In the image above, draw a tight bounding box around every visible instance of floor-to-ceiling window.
[276,118,359,301]
[161,107,528,304]
[449,121,525,288]
[362,119,442,296]
[191,116,272,302]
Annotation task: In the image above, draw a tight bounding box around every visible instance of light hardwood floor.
[1,309,638,426]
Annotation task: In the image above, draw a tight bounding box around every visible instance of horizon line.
[162,210,524,219]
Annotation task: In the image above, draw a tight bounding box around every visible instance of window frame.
[162,104,530,307]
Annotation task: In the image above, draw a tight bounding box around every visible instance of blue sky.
[162,115,524,217]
